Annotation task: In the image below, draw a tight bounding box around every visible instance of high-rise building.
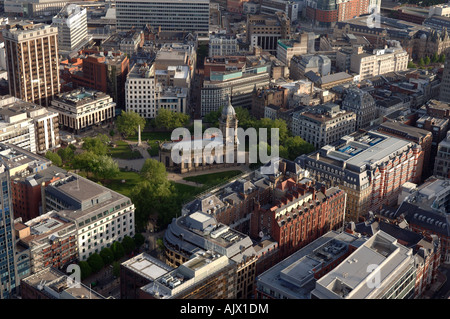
[115,0,210,36]
[296,131,424,221]
[52,4,89,53]
[3,21,60,107]
[439,57,450,102]
[0,162,18,299]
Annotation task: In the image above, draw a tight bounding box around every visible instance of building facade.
[341,88,377,130]
[291,103,356,149]
[50,89,115,134]
[434,131,450,178]
[52,4,88,53]
[115,0,210,36]
[3,21,60,107]
[296,131,424,221]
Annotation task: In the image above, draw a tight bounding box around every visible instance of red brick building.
[251,179,347,260]
[306,0,373,27]
[69,50,130,110]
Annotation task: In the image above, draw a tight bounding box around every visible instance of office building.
[296,131,424,221]
[439,58,450,102]
[70,51,129,111]
[377,121,433,179]
[0,162,18,299]
[3,21,60,107]
[306,0,381,27]
[350,215,441,298]
[209,34,239,57]
[15,211,77,274]
[4,0,68,18]
[44,173,135,261]
[276,34,308,67]
[260,0,299,21]
[255,231,364,299]
[0,143,62,222]
[246,13,290,55]
[394,177,450,264]
[251,85,288,119]
[21,267,107,299]
[350,45,409,81]
[50,88,115,134]
[140,251,238,299]
[289,54,331,80]
[341,87,377,130]
[120,253,173,299]
[115,0,210,36]
[311,231,416,299]
[434,131,450,178]
[0,95,60,155]
[201,65,270,115]
[52,4,88,53]
[291,103,356,149]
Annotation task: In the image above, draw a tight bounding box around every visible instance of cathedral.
[159,97,246,174]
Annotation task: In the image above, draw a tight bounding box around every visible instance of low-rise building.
[341,87,378,130]
[276,34,308,67]
[50,89,115,134]
[290,54,331,80]
[209,34,239,57]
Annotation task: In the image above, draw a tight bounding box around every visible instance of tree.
[439,53,446,63]
[116,110,146,138]
[99,247,115,266]
[87,253,104,273]
[283,136,315,160]
[82,135,109,156]
[72,151,99,176]
[57,147,74,163]
[235,107,256,129]
[133,233,145,249]
[424,56,431,65]
[203,107,222,127]
[79,261,92,280]
[418,58,424,67]
[140,158,169,185]
[112,261,120,278]
[432,52,439,63]
[92,155,119,180]
[154,109,190,130]
[121,236,136,255]
[111,241,125,261]
[45,151,62,167]
[407,61,417,69]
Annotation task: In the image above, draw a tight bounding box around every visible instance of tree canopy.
[154,109,190,130]
[45,151,62,167]
[116,110,146,138]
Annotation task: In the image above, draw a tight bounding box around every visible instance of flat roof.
[122,253,173,281]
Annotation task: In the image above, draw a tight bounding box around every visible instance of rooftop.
[121,253,173,281]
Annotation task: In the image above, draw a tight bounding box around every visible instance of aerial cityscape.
[0,0,449,306]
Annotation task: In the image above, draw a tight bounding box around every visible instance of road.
[431,265,450,299]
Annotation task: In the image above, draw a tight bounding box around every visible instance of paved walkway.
[167,164,251,187]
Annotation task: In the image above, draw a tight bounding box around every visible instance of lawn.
[103,170,144,198]
[127,131,173,143]
[183,170,243,187]
[108,141,142,159]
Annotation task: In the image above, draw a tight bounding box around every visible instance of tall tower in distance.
[3,21,60,107]
[0,161,18,299]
